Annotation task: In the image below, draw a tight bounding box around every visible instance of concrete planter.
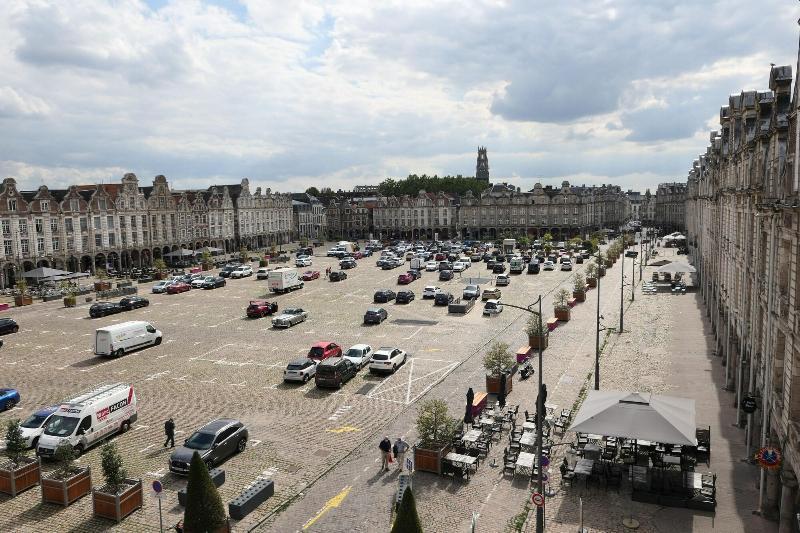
[485,373,513,395]
[413,443,451,475]
[604,260,613,268]
[599,268,606,277]
[41,467,91,506]
[63,296,77,307]
[94,281,112,292]
[0,457,41,496]
[14,295,33,307]
[528,334,548,351]
[573,290,586,302]
[92,478,143,522]
[587,277,597,288]
[554,307,571,322]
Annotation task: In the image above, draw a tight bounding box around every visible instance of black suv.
[219,264,240,278]
[364,307,388,324]
[396,290,415,304]
[373,289,396,303]
[119,296,149,310]
[315,357,358,388]
[434,292,454,306]
[202,276,226,289]
[492,263,506,274]
[439,269,454,281]
[169,418,248,473]
[0,318,19,335]
[89,302,123,318]
[330,271,347,282]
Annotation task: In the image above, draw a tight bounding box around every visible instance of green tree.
[100,441,127,493]
[153,259,167,272]
[4,419,28,466]
[416,399,459,448]
[483,341,514,376]
[543,232,554,243]
[392,487,423,533]
[517,236,530,250]
[305,187,320,197]
[54,441,77,479]
[239,246,249,262]
[184,451,227,532]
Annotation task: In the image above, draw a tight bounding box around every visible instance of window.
[52,238,59,251]
[98,199,106,210]
[64,218,73,233]
[159,197,165,208]
[80,218,87,232]
[3,240,11,256]
[35,219,43,233]
[93,216,101,229]
[107,216,114,229]
[37,237,44,253]
[81,236,88,250]
[108,233,115,247]
[67,237,73,251]
[95,234,102,247]
[70,199,79,212]
[7,199,16,211]
[40,200,48,211]
[50,219,58,233]
[20,239,28,254]
[1,221,9,236]
[18,220,27,234]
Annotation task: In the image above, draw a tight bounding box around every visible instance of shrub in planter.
[392,488,423,533]
[92,442,142,522]
[60,281,77,308]
[414,399,458,474]
[41,442,91,506]
[184,452,229,533]
[572,273,586,302]
[0,419,41,496]
[483,341,515,394]
[585,263,598,288]
[525,314,548,351]
[553,288,571,322]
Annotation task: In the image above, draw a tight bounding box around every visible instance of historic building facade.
[291,193,327,241]
[326,198,374,240]
[0,173,292,287]
[685,63,800,525]
[372,190,459,240]
[654,182,687,231]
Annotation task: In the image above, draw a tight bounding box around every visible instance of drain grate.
[356,383,376,395]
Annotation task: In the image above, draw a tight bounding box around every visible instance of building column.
[779,470,798,533]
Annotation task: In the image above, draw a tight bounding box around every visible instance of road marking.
[326,426,361,434]
[200,378,217,384]
[250,439,262,447]
[172,375,189,381]
[303,485,351,530]
[406,359,414,404]
[134,425,150,431]
[146,468,166,477]
[229,381,246,387]
[145,371,171,381]
[139,444,155,453]
[208,316,240,328]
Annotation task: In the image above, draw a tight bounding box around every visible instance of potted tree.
[61,281,77,308]
[92,442,142,522]
[153,259,168,280]
[0,419,41,496]
[597,253,607,277]
[586,262,598,288]
[553,288,571,322]
[573,273,586,302]
[94,269,111,292]
[200,250,213,271]
[41,441,91,506]
[13,279,32,307]
[182,452,230,532]
[239,246,249,263]
[391,488,423,533]
[413,399,458,475]
[484,341,515,394]
[525,313,548,351]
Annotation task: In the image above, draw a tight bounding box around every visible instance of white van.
[37,383,138,458]
[95,321,162,357]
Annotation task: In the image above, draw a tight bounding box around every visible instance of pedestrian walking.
[394,436,410,471]
[379,436,392,471]
[164,417,175,448]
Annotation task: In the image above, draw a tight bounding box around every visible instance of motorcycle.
[519,362,534,380]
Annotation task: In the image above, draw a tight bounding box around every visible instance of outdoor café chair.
[503,460,516,476]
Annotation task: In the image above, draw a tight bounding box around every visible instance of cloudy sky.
[0,0,797,194]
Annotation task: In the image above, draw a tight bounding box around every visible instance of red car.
[397,273,413,285]
[246,300,278,318]
[301,270,320,281]
[435,253,446,261]
[308,341,341,361]
[352,251,363,259]
[166,282,191,294]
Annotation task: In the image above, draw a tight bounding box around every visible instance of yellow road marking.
[303,485,352,529]
[326,426,361,434]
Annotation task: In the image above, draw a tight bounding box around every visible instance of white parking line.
[139,444,155,453]
[208,316,241,328]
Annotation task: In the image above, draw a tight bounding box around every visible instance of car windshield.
[345,348,362,358]
[309,347,324,357]
[485,302,497,309]
[204,277,214,281]
[287,363,307,370]
[185,431,216,450]
[285,309,301,315]
[21,413,50,428]
[43,415,80,437]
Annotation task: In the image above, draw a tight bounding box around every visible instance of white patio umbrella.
[656,262,696,274]
[163,248,195,258]
[22,267,72,282]
[569,390,697,446]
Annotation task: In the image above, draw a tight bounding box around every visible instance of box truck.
[268,268,304,293]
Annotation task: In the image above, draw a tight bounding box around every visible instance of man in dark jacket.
[379,436,391,471]
[164,418,175,448]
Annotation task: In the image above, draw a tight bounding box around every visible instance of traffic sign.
[152,480,163,494]
[531,492,545,507]
[540,456,550,468]
[742,395,757,414]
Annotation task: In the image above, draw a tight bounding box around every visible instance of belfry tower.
[476,147,489,182]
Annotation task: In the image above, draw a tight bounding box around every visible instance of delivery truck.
[268,268,305,293]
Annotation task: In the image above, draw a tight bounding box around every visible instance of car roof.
[288,358,313,365]
[375,347,397,353]
[34,405,59,416]
[312,341,333,347]
[348,344,370,351]
[319,356,346,366]
[200,418,240,433]
[367,307,384,312]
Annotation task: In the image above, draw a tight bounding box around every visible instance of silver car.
[283,358,317,382]
[272,308,308,328]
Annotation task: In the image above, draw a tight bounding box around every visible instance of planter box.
[94,281,112,291]
[554,307,571,322]
[413,443,451,475]
[599,268,606,277]
[41,467,91,506]
[63,297,77,308]
[587,277,597,288]
[14,295,33,307]
[0,458,41,496]
[528,334,548,351]
[92,478,143,522]
[485,373,513,395]
[604,260,613,268]
[573,290,586,302]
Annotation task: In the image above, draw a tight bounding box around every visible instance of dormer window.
[40,200,49,211]
[70,199,79,212]
[7,199,16,211]
[98,198,107,210]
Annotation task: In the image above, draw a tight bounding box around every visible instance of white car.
[560,261,573,271]
[483,299,503,315]
[344,344,373,369]
[296,256,312,267]
[283,358,318,383]
[256,267,270,280]
[191,276,209,288]
[452,262,467,272]
[369,347,408,374]
[422,286,441,299]
[542,261,555,271]
[271,308,308,328]
[230,265,253,278]
[425,261,438,271]
[496,274,510,286]
[151,280,174,293]
[19,405,58,449]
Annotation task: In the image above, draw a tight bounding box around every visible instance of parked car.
[218,264,239,278]
[369,347,407,374]
[374,289,396,303]
[167,282,191,294]
[308,341,342,361]
[452,262,467,272]
[463,285,480,300]
[542,260,555,271]
[482,288,502,300]
[340,258,357,269]
[230,265,254,279]
[483,299,503,315]
[422,286,440,299]
[301,270,320,281]
[168,419,249,473]
[271,307,308,328]
[343,344,373,369]
[256,267,271,280]
[89,301,124,318]
[296,256,313,267]
[118,296,149,310]
[151,280,174,293]
[560,260,573,271]
[397,273,414,284]
[425,261,438,271]
[0,387,20,411]
[329,271,347,282]
[191,276,208,288]
[408,269,421,280]
[315,357,358,388]
[202,276,226,289]
[434,292,454,306]
[492,263,506,274]
[496,274,510,286]
[246,300,279,318]
[283,358,317,383]
[528,262,540,274]
[364,307,388,325]
[439,269,454,281]
[19,405,58,448]
[396,290,415,304]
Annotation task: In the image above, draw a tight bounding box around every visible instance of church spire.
[476,146,489,182]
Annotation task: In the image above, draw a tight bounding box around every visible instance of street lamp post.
[497,295,545,532]
[631,254,636,302]
[619,241,624,333]
[595,247,601,390]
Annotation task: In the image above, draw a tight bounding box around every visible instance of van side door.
[76,415,93,445]
[145,324,157,344]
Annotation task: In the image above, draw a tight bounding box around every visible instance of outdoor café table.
[522,421,536,431]
[515,452,537,476]
[462,429,482,447]
[582,443,601,460]
[573,458,595,490]
[662,455,681,468]
[519,431,537,451]
[445,452,477,472]
[478,417,494,428]
[683,471,703,490]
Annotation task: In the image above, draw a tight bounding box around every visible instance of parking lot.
[0,248,588,531]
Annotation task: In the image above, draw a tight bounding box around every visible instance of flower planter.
[154,272,166,280]
[599,268,606,277]
[554,307,571,322]
[41,467,91,506]
[94,281,111,292]
[92,478,143,522]
[0,457,41,496]
[604,260,613,269]
[485,373,513,395]
[63,296,77,308]
[528,334,548,351]
[573,290,586,303]
[413,443,451,475]
[587,277,597,288]
[14,295,33,307]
